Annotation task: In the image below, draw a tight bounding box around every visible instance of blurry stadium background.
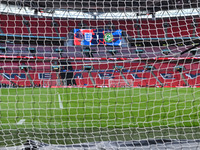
[1,0,200,149]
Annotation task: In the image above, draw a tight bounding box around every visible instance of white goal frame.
[108,79,134,87]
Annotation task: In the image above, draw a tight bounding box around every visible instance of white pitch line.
[17,119,25,125]
[58,94,63,109]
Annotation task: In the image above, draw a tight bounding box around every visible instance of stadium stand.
[0,14,198,38]
[1,58,200,87]
[0,8,200,88]
[1,43,199,58]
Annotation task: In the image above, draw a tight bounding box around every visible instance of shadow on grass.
[1,127,200,147]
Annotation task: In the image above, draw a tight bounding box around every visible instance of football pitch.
[1,87,200,146]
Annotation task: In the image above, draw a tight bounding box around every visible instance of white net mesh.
[1,0,200,149]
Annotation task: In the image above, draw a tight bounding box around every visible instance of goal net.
[1,1,200,149]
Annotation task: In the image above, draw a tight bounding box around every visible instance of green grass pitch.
[1,87,200,146]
